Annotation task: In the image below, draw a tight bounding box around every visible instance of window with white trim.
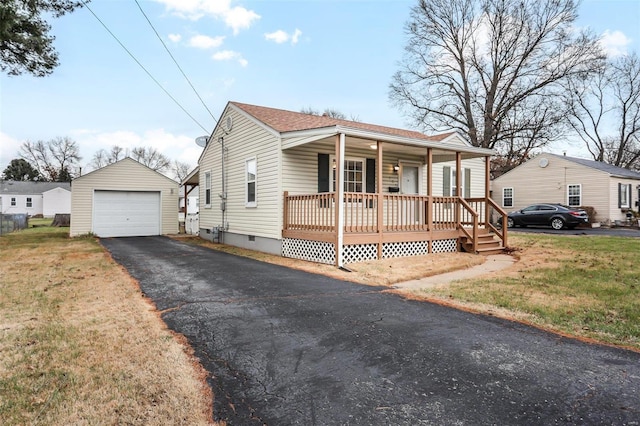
[26,197,32,208]
[502,187,514,208]
[10,197,16,206]
[567,184,581,207]
[331,157,365,193]
[204,171,211,207]
[246,158,257,207]
[619,183,631,208]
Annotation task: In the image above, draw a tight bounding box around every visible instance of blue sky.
[1,0,639,175]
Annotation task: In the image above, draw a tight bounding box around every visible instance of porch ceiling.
[282,131,490,161]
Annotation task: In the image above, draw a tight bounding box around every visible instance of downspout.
[219,136,228,243]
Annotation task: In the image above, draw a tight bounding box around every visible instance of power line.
[134,0,218,127]
[80,1,210,134]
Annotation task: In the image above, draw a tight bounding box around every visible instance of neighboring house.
[191,101,505,266]
[492,153,640,225]
[70,158,179,237]
[0,180,71,217]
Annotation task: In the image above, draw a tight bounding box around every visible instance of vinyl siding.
[492,154,614,222]
[43,188,71,216]
[431,158,486,197]
[0,194,43,216]
[199,107,282,239]
[70,158,178,236]
[609,178,638,222]
[281,139,427,195]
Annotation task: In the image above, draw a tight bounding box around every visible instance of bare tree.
[390,0,604,174]
[130,146,171,173]
[172,160,192,182]
[300,107,360,121]
[19,137,81,181]
[567,53,640,170]
[90,145,126,169]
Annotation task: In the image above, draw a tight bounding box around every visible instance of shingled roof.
[231,102,454,142]
[0,180,71,195]
[550,154,640,180]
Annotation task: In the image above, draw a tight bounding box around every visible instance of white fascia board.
[280,124,494,156]
[334,125,495,157]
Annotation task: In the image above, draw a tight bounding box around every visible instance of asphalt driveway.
[101,236,640,425]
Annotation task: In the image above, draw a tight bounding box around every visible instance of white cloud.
[188,34,225,49]
[600,30,631,58]
[154,0,260,34]
[265,29,303,45]
[212,50,248,67]
[291,29,302,45]
[265,30,289,44]
[0,132,23,170]
[224,6,260,35]
[168,33,182,42]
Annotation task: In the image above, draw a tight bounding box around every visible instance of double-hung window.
[502,187,514,208]
[26,197,32,208]
[10,197,16,206]
[332,157,365,193]
[619,183,631,208]
[442,166,471,198]
[204,171,211,207]
[567,184,581,207]
[246,158,257,207]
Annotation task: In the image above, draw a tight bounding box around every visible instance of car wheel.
[507,218,515,228]
[551,217,565,230]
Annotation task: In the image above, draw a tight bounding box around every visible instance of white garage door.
[93,191,160,237]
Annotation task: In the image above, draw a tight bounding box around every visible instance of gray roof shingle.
[552,154,640,179]
[0,181,71,195]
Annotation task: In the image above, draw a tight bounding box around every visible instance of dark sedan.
[507,203,589,230]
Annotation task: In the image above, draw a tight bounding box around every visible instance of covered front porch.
[281,132,508,266]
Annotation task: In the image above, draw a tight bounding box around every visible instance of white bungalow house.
[0,180,71,217]
[492,153,640,225]
[191,101,507,266]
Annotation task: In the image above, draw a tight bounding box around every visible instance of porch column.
[335,133,346,267]
[376,142,384,259]
[455,151,462,226]
[426,148,433,253]
[484,155,491,228]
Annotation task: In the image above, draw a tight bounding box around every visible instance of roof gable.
[74,157,178,184]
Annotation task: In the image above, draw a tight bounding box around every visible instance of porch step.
[460,232,505,256]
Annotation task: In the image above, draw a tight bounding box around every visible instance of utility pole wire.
[80,1,210,133]
[134,0,218,127]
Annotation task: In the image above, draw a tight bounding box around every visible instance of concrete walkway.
[393,254,516,290]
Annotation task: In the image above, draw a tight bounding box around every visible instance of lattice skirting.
[282,238,335,265]
[343,244,378,264]
[431,238,458,253]
[283,238,458,265]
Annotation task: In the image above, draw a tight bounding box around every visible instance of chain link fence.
[0,214,28,235]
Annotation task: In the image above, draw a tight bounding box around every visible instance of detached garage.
[70,158,179,237]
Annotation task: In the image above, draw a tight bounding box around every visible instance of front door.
[401,165,420,224]
[401,165,419,194]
